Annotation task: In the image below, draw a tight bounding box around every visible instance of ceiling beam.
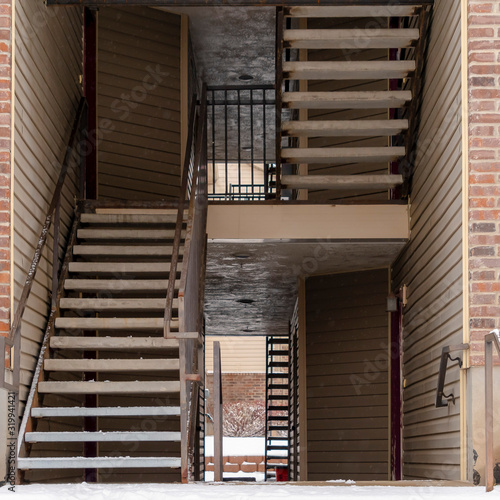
[46,0,433,6]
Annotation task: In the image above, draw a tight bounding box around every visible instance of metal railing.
[1,97,87,393]
[435,343,469,408]
[207,85,276,201]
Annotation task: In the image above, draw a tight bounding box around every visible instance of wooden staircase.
[17,208,199,482]
[278,3,431,201]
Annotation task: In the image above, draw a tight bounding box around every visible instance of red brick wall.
[468,0,500,365]
[0,0,11,337]
[206,373,265,405]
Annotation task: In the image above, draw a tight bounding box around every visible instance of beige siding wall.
[206,336,265,373]
[97,7,181,200]
[392,0,463,480]
[14,2,83,408]
[305,269,390,481]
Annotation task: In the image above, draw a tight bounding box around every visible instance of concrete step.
[50,336,179,351]
[59,298,175,311]
[38,380,181,395]
[282,90,412,110]
[55,317,178,331]
[281,146,405,164]
[282,119,408,137]
[77,229,185,240]
[283,60,416,80]
[64,279,178,292]
[25,431,181,443]
[80,213,187,225]
[284,29,419,49]
[282,174,404,191]
[17,456,181,470]
[44,358,180,372]
[68,262,175,274]
[73,245,180,257]
[31,406,181,418]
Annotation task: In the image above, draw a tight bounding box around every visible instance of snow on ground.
[205,436,265,457]
[205,436,286,457]
[1,483,499,500]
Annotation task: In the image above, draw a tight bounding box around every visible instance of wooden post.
[485,335,494,492]
[213,341,223,482]
[180,339,188,483]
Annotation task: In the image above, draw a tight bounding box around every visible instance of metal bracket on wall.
[0,336,17,392]
[435,343,470,408]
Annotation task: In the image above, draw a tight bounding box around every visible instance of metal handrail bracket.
[435,343,469,408]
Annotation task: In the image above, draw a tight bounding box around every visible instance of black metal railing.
[207,85,276,201]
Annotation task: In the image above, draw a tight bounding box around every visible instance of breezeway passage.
[0,483,493,500]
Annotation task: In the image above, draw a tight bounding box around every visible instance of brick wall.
[467,0,500,366]
[0,0,10,337]
[206,372,265,405]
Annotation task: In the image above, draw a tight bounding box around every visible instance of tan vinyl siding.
[206,336,266,373]
[392,0,463,481]
[97,7,182,201]
[305,269,389,481]
[14,2,83,408]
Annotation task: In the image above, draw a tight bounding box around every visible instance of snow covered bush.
[223,402,265,437]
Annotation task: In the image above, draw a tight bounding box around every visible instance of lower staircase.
[17,207,200,483]
[264,335,290,481]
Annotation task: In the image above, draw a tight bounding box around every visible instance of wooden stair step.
[282,174,403,191]
[17,456,181,470]
[37,380,181,395]
[64,279,178,292]
[268,406,289,411]
[269,395,288,401]
[73,245,181,256]
[80,213,187,224]
[77,229,184,240]
[268,338,290,344]
[284,29,419,49]
[60,298,176,311]
[268,426,288,431]
[283,61,416,80]
[25,431,181,443]
[286,5,422,18]
[55,317,177,331]
[31,406,181,418]
[268,384,289,390]
[282,146,405,164]
[282,90,412,109]
[267,445,289,450]
[50,336,179,351]
[68,262,175,274]
[44,358,180,372]
[269,350,289,356]
[282,119,408,137]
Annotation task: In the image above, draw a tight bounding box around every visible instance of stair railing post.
[275,7,284,201]
[485,329,500,492]
[213,341,223,482]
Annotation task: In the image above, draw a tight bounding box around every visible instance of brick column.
[468,0,500,366]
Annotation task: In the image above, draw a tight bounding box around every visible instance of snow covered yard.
[1,483,499,500]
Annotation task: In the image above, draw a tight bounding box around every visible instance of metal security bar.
[207,86,276,201]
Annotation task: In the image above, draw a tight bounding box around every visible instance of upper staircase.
[277,3,432,201]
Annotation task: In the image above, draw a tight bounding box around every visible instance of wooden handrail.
[164,93,198,339]
[8,97,87,345]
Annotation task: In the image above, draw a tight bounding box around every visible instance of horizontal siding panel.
[97,7,182,201]
[392,0,462,480]
[306,270,389,480]
[14,2,83,418]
